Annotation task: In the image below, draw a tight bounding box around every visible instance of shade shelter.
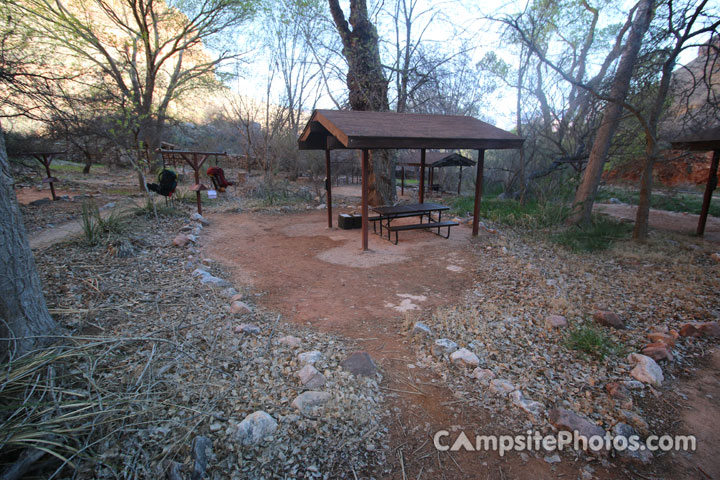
[671,127,720,236]
[156,149,228,215]
[298,109,523,250]
[398,151,476,196]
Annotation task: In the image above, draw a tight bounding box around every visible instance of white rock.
[297,350,323,365]
[191,212,209,225]
[412,322,432,336]
[297,364,326,388]
[450,348,480,368]
[431,338,458,356]
[279,335,302,348]
[192,268,208,277]
[511,390,545,418]
[544,454,561,464]
[235,411,277,446]
[628,353,664,386]
[489,379,515,395]
[221,287,239,299]
[292,391,332,414]
[470,368,495,383]
[200,274,231,288]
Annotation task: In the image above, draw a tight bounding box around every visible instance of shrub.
[552,215,632,252]
[565,323,623,359]
[80,200,126,245]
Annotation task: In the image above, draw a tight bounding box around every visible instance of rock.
[341,351,377,376]
[173,234,190,247]
[278,335,302,348]
[186,234,197,243]
[548,408,608,455]
[192,268,208,277]
[642,342,673,362]
[199,274,231,288]
[297,364,326,388]
[622,380,645,390]
[649,325,669,334]
[609,197,622,204]
[510,390,544,418]
[292,391,332,414]
[179,224,193,233]
[612,422,653,466]
[412,322,432,337]
[605,382,633,409]
[230,301,253,315]
[29,198,51,207]
[470,368,496,383]
[221,288,239,299]
[191,212,209,225]
[450,348,480,368]
[235,411,278,446]
[679,321,720,338]
[297,351,323,365]
[489,379,515,395]
[647,332,675,347]
[617,409,650,436]
[711,252,720,263]
[100,202,116,210]
[628,353,664,386]
[431,338,458,356]
[544,454,561,464]
[234,323,260,334]
[191,436,212,480]
[315,203,326,209]
[593,310,625,329]
[545,315,568,329]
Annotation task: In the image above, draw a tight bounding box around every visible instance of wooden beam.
[697,150,720,236]
[361,149,369,251]
[419,148,426,204]
[472,150,485,236]
[325,148,332,228]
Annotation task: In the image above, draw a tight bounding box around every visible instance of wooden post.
[38,155,58,201]
[419,149,426,204]
[325,148,332,228]
[401,166,405,196]
[458,166,463,195]
[698,150,720,236]
[429,167,434,198]
[472,150,485,237]
[194,156,202,215]
[361,149,369,251]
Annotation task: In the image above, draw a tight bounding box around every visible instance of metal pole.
[325,148,332,228]
[472,150,485,237]
[419,149,426,204]
[361,149,369,251]
[697,150,720,236]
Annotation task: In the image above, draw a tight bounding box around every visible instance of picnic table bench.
[371,202,458,244]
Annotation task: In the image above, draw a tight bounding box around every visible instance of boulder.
[548,408,608,455]
[510,390,544,418]
[470,368,496,383]
[545,315,568,329]
[292,391,332,414]
[431,338,458,357]
[605,382,633,409]
[642,342,673,362]
[191,213,209,225]
[297,364,326,388]
[230,301,253,315]
[199,274,231,288]
[593,311,625,329]
[173,234,190,247]
[612,423,653,466]
[647,332,676,347]
[679,321,720,338]
[628,353,664,386]
[489,379,515,395]
[617,409,650,437]
[235,411,277,446]
[450,348,480,368]
[412,322,432,337]
[341,351,377,376]
[297,351,323,365]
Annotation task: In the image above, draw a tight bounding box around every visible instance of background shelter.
[298,109,523,250]
[671,127,720,235]
[397,151,476,195]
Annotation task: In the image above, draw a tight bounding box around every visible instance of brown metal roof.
[398,151,476,168]
[298,109,524,150]
[670,127,720,151]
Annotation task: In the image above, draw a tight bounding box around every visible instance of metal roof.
[670,127,720,151]
[298,109,524,150]
[398,151,476,168]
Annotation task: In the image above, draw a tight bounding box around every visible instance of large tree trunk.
[569,0,654,225]
[329,0,396,205]
[0,124,56,361]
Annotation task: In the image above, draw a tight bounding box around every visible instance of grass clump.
[80,200,127,245]
[551,215,632,252]
[565,323,623,359]
[450,195,569,229]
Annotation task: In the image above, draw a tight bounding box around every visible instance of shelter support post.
[419,149,426,203]
[698,150,720,236]
[361,149,369,251]
[401,167,405,196]
[472,149,486,237]
[325,148,332,228]
[458,166,463,195]
[429,167,434,197]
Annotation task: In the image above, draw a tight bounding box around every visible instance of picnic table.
[370,202,458,244]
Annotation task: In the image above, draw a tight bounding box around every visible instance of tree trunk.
[329,0,396,205]
[0,124,56,361]
[569,0,654,225]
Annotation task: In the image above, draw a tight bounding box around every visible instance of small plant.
[552,215,632,252]
[565,323,623,359]
[80,200,126,245]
